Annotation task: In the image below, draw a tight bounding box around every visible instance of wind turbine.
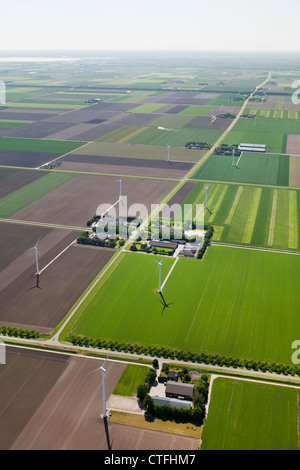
[154,258,164,294]
[87,354,110,419]
[167,145,170,162]
[204,186,209,209]
[114,178,123,205]
[26,238,40,287]
[232,148,235,166]
[87,354,111,450]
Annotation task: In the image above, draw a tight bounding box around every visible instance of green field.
[112,364,151,397]
[128,103,166,113]
[0,137,87,154]
[0,171,76,218]
[222,129,286,154]
[69,247,300,365]
[191,152,290,186]
[201,378,298,450]
[122,126,222,147]
[182,181,299,250]
[235,116,300,134]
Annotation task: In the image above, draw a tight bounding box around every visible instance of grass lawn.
[69,247,300,365]
[0,137,87,154]
[191,152,290,186]
[0,171,76,218]
[201,378,298,450]
[112,364,151,396]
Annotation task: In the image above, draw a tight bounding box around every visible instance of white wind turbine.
[114,178,123,205]
[87,354,110,420]
[154,258,164,294]
[26,238,40,287]
[167,144,170,162]
[204,186,209,209]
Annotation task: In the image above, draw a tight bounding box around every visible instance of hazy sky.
[1,0,300,52]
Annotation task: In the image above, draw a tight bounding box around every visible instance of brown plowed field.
[0,240,116,333]
[58,154,194,179]
[2,347,200,450]
[10,174,177,227]
[0,168,48,199]
[287,134,300,155]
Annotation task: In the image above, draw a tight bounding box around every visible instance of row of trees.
[67,334,300,377]
[197,225,214,259]
[77,231,118,248]
[0,325,40,339]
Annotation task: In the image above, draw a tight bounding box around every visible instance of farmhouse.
[239,143,266,153]
[153,396,192,409]
[149,240,178,250]
[165,381,194,401]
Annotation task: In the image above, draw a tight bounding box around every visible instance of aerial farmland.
[1,50,300,453]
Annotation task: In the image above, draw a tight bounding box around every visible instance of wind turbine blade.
[102,352,110,369]
[35,237,41,248]
[86,366,102,376]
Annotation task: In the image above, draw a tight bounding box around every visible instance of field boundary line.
[268,189,278,246]
[211,241,300,255]
[0,217,85,231]
[225,186,243,225]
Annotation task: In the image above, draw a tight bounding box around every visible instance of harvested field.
[10,174,177,227]
[71,124,125,142]
[0,149,60,168]
[110,112,160,127]
[58,153,194,179]
[206,106,241,116]
[287,134,300,155]
[2,347,199,450]
[43,109,120,124]
[70,141,206,163]
[184,116,233,130]
[0,168,48,198]
[0,233,116,332]
[0,122,76,139]
[0,110,58,121]
[144,93,210,105]
[160,105,189,114]
[165,181,195,207]
[289,156,300,187]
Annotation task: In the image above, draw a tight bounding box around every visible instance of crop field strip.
[182,181,300,251]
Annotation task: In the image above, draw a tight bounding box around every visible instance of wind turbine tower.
[26,238,40,288]
[115,178,123,205]
[205,186,209,209]
[232,148,235,166]
[87,354,111,450]
[167,145,170,162]
[155,259,164,294]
